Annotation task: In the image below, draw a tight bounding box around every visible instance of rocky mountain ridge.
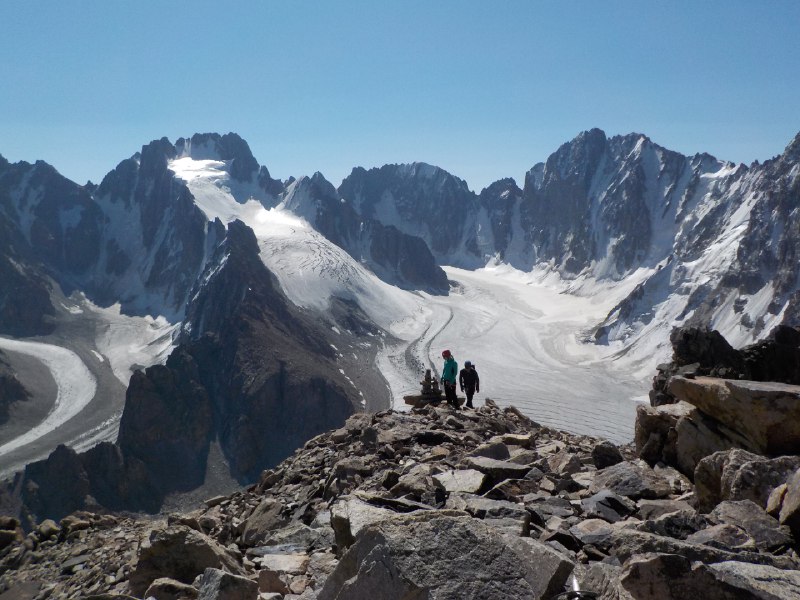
[3,381,800,598]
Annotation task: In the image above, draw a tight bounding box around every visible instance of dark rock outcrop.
[285,174,448,293]
[651,326,800,407]
[0,352,29,424]
[9,220,357,523]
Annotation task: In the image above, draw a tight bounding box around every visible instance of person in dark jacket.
[441,349,459,409]
[459,360,480,408]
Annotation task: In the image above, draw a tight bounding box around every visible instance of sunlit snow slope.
[170,155,651,442]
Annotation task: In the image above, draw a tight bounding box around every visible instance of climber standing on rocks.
[441,349,459,409]
[459,360,480,409]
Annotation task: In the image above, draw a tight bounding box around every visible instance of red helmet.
[441,349,451,358]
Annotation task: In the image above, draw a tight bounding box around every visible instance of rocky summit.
[2,395,800,599]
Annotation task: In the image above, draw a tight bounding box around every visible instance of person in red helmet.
[440,349,459,409]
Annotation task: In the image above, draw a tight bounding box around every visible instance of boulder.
[196,568,258,600]
[685,524,756,552]
[129,526,244,597]
[432,469,486,494]
[636,498,695,521]
[708,560,800,599]
[329,497,397,550]
[459,496,530,522]
[389,463,439,499]
[240,498,288,546]
[591,440,624,470]
[674,409,750,477]
[710,500,793,552]
[590,460,672,500]
[144,577,198,600]
[779,467,800,538]
[246,522,333,555]
[569,519,617,548]
[636,509,709,540]
[634,401,692,466]
[462,456,532,481]
[669,376,800,455]
[694,449,761,513]
[767,484,788,517]
[256,554,309,595]
[547,449,584,475]
[317,512,573,600]
[468,441,511,460]
[581,490,636,523]
[696,451,800,513]
[608,529,794,569]
[619,553,757,600]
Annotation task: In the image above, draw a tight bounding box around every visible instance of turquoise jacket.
[442,356,458,385]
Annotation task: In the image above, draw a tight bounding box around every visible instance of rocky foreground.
[2,393,800,599]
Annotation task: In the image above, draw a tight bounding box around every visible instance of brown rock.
[669,376,800,455]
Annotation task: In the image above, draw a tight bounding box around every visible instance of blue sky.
[2,1,799,192]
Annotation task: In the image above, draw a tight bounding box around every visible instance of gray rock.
[240,498,287,546]
[619,553,756,599]
[329,497,397,550]
[144,577,198,600]
[569,519,617,548]
[581,490,636,523]
[636,498,694,521]
[573,562,631,600]
[694,449,761,513]
[726,455,800,508]
[779,467,800,538]
[636,508,709,540]
[767,483,788,517]
[710,500,793,551]
[129,526,244,597]
[591,440,624,470]
[608,529,795,569]
[246,522,333,555]
[634,401,693,466]
[547,449,584,475]
[460,496,529,522]
[432,469,486,494]
[709,561,800,599]
[317,512,573,600]
[590,460,672,500]
[468,441,511,460]
[695,449,800,513]
[389,463,439,499]
[462,456,532,481]
[685,524,756,552]
[197,568,258,600]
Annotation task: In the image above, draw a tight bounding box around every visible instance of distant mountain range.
[0,128,798,521]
